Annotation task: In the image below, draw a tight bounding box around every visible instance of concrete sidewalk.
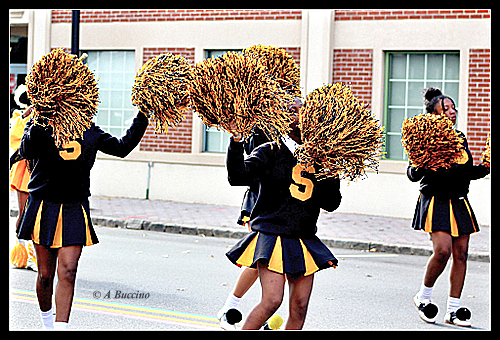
[86,195,489,262]
[9,192,489,261]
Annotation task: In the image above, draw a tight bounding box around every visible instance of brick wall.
[334,9,490,21]
[143,47,195,65]
[467,48,491,163]
[139,47,195,153]
[51,9,491,23]
[284,47,301,69]
[51,9,302,23]
[332,49,373,106]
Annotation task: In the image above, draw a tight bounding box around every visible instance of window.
[86,51,136,136]
[384,52,460,160]
[203,49,242,153]
[10,25,28,104]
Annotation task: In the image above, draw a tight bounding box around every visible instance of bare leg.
[34,245,58,312]
[233,267,259,298]
[423,231,452,288]
[54,245,82,322]
[285,273,314,330]
[241,262,285,330]
[449,234,469,298]
[16,191,29,230]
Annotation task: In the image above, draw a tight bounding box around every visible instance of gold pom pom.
[401,113,464,171]
[242,44,301,97]
[189,51,295,143]
[26,48,99,146]
[10,243,28,269]
[131,53,193,133]
[295,83,384,181]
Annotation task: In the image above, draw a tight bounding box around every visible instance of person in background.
[10,84,37,271]
[409,87,489,327]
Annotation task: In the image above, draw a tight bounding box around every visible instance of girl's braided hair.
[424,87,456,114]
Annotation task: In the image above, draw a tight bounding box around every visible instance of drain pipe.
[71,11,80,56]
[146,161,153,199]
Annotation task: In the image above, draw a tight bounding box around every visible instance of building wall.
[327,11,490,224]
[51,9,302,23]
[138,46,300,154]
[467,48,491,162]
[331,12,491,162]
[12,9,491,225]
[139,47,195,153]
[333,9,490,21]
[332,49,373,106]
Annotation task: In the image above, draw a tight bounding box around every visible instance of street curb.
[89,215,490,263]
[9,208,490,262]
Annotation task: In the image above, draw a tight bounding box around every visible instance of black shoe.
[445,307,471,327]
[218,308,242,330]
[413,294,438,323]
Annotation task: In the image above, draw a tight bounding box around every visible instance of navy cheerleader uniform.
[408,131,489,237]
[237,127,270,226]
[17,112,149,248]
[225,136,341,276]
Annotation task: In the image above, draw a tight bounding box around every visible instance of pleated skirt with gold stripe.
[411,193,479,237]
[17,195,99,248]
[226,231,338,276]
[9,159,30,193]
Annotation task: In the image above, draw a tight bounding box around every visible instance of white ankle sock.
[224,294,241,311]
[447,296,461,313]
[418,284,434,301]
[40,307,54,329]
[53,321,68,330]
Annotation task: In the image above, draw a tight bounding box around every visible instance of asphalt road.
[9,217,490,330]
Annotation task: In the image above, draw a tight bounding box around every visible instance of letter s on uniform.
[289,163,315,201]
[59,140,81,160]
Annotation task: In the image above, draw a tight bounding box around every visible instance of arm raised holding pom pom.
[16,49,150,330]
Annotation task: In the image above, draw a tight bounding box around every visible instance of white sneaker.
[413,294,438,323]
[444,307,471,327]
[217,308,242,330]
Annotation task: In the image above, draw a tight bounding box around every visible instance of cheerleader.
[217,126,267,330]
[225,110,341,330]
[218,99,302,330]
[409,88,489,327]
[17,107,148,329]
[10,85,32,229]
[10,85,37,271]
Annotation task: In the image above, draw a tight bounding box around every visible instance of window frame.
[83,49,136,137]
[201,49,243,153]
[382,50,460,161]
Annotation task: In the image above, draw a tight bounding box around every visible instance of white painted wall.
[50,19,302,57]
[89,157,247,206]
[90,156,490,226]
[300,10,334,93]
[337,170,490,224]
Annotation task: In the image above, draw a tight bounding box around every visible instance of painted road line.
[12,295,215,330]
[11,289,221,330]
[12,290,219,329]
